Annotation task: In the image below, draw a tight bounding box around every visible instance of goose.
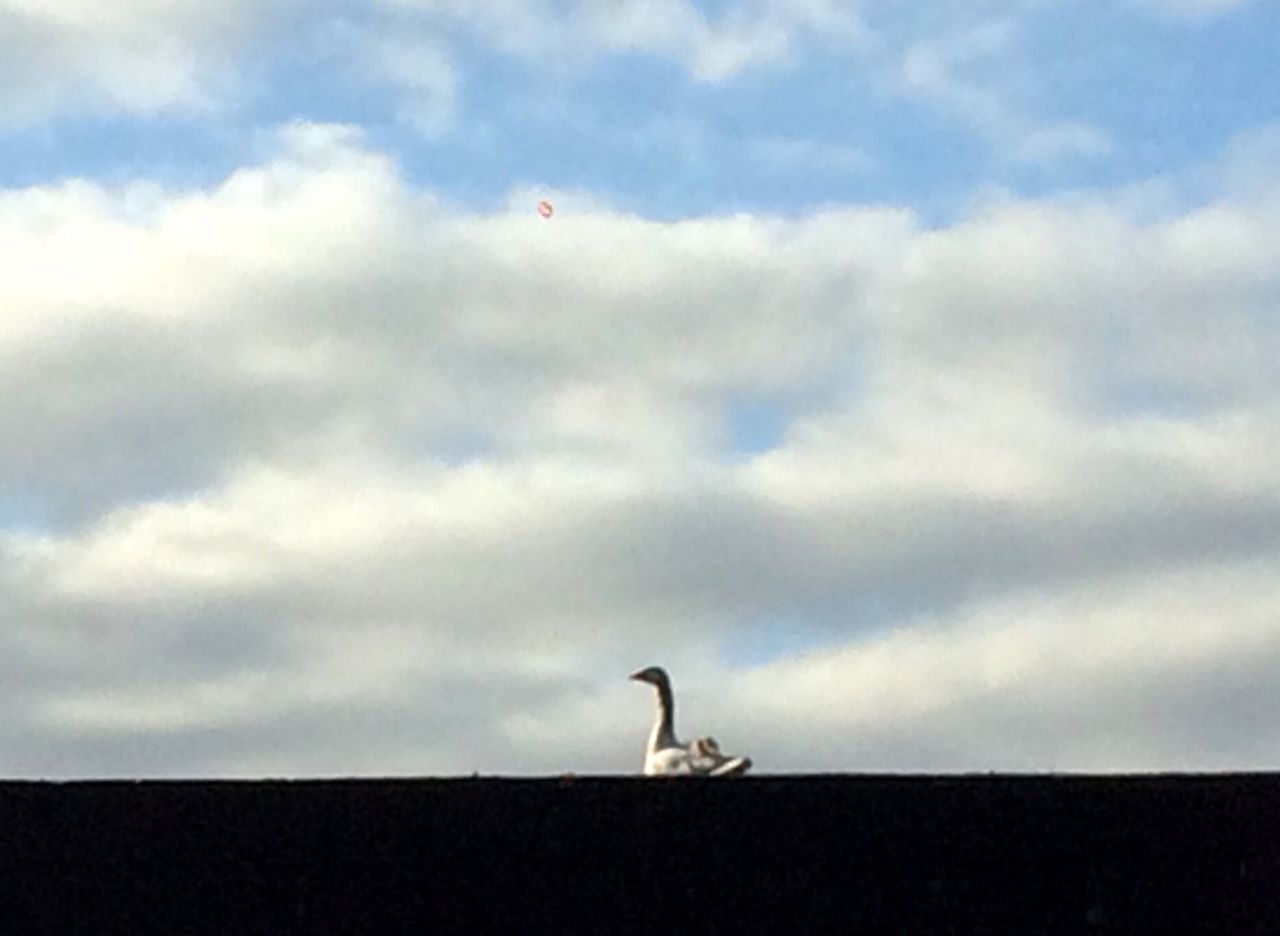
[629,666,752,777]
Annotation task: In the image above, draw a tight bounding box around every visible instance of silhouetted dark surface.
[3,774,1278,934]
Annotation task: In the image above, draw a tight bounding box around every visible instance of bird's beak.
[628,669,647,682]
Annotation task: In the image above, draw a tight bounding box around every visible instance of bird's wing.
[707,756,752,777]
[647,746,695,775]
[688,737,752,776]
[649,743,752,777]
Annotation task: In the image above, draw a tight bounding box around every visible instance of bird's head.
[629,665,669,687]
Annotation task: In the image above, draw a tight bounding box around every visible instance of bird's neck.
[648,682,677,751]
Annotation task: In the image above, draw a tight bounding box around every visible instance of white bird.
[629,666,752,777]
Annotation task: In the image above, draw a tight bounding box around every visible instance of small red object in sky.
[537,199,554,219]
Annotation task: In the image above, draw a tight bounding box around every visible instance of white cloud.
[893,17,1115,165]
[1015,121,1113,164]
[730,556,1280,771]
[899,19,1016,96]
[2,124,1279,776]
[0,0,294,123]
[374,0,867,83]
[372,34,459,136]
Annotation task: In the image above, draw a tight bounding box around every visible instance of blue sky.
[6,1,1279,215]
[2,0,1279,777]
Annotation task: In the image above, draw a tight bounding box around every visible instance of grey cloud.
[2,127,1279,775]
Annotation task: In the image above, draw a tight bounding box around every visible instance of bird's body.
[629,666,752,777]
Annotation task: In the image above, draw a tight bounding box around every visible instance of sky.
[2,0,1279,778]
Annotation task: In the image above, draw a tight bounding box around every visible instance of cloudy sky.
[3,0,1279,778]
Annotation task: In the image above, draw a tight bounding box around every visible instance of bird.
[629,666,752,777]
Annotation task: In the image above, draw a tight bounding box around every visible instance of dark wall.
[3,774,1279,934]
